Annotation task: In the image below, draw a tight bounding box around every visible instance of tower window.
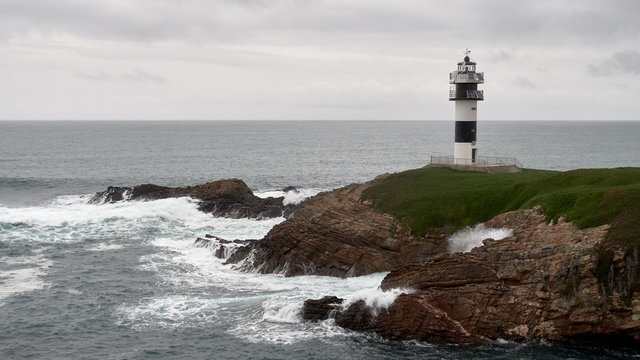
[471,107,477,110]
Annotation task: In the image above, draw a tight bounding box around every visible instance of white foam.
[9,191,400,343]
[254,190,285,199]
[139,232,397,344]
[0,195,219,244]
[87,243,125,251]
[1,191,401,344]
[447,224,513,253]
[0,195,211,228]
[341,287,412,316]
[255,188,325,206]
[114,295,221,330]
[283,188,323,205]
[0,250,52,304]
[228,316,350,345]
[262,302,303,324]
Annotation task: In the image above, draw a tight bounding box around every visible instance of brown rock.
[89,179,297,219]
[193,235,252,260]
[302,296,344,322]
[363,207,640,344]
[226,182,448,277]
[334,300,378,332]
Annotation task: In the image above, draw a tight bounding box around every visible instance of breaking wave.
[255,188,325,206]
[140,233,401,344]
[1,190,407,345]
[447,223,513,253]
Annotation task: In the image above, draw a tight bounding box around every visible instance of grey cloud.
[0,0,639,49]
[0,0,231,42]
[490,50,512,63]
[512,77,537,89]
[77,69,165,84]
[588,50,640,76]
[124,69,166,84]
[452,0,640,47]
[2,0,640,120]
[77,71,112,82]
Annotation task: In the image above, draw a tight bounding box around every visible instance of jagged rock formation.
[89,179,296,219]
[302,296,344,322]
[225,179,448,277]
[194,234,253,259]
[302,207,640,345]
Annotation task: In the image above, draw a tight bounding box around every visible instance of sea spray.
[255,188,325,206]
[341,287,413,316]
[0,195,217,244]
[447,223,513,253]
[141,231,397,343]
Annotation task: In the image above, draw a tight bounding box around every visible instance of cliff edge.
[303,207,640,345]
[225,177,447,277]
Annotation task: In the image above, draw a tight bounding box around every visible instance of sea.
[0,120,639,360]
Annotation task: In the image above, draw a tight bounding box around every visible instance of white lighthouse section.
[455,101,477,122]
[454,101,478,164]
[449,49,483,165]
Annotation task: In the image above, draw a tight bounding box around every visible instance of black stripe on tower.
[453,83,477,99]
[455,121,477,143]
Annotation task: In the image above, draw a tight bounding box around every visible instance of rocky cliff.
[89,179,296,219]
[302,207,640,345]
[225,177,448,277]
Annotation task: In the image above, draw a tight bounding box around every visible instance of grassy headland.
[363,166,640,299]
[361,166,640,248]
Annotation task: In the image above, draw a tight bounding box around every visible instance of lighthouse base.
[453,142,477,165]
[430,153,522,173]
[429,163,521,174]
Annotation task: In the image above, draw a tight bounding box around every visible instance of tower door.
[472,148,477,163]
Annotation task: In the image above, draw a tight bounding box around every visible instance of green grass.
[362,166,640,302]
[361,166,640,243]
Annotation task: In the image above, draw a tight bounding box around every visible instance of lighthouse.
[449,49,484,164]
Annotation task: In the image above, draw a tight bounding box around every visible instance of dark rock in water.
[302,296,344,322]
[282,186,299,193]
[88,186,132,204]
[90,179,298,219]
[200,234,227,242]
[195,234,252,246]
[129,183,173,200]
[301,296,381,333]
[198,195,295,219]
[194,237,215,248]
[225,181,448,277]
[214,246,226,259]
[334,300,379,332]
[193,235,254,259]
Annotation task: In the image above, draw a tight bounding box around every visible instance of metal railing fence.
[430,154,522,168]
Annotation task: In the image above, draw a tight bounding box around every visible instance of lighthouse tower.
[449,49,484,164]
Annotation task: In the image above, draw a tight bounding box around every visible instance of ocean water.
[0,120,638,359]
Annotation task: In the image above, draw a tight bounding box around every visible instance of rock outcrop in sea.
[89,179,297,219]
[224,177,448,277]
[301,207,640,345]
[93,169,640,346]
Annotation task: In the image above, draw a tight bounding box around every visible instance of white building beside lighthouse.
[449,49,484,164]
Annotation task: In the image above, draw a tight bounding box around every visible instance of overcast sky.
[1,0,639,120]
